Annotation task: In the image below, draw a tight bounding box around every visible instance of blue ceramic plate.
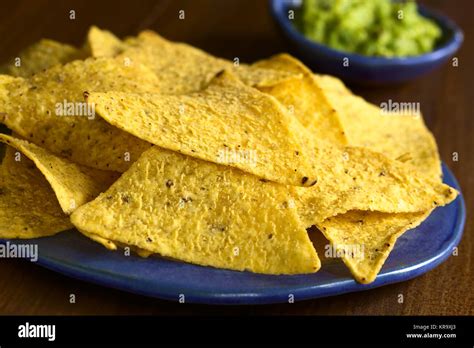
[2,163,465,305]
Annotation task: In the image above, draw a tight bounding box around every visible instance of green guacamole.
[296,0,442,57]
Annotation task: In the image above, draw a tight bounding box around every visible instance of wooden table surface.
[0,0,472,315]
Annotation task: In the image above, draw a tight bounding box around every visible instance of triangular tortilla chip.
[294,140,456,226]
[0,57,161,172]
[253,53,347,146]
[314,74,441,181]
[116,30,299,94]
[89,70,318,186]
[316,210,434,283]
[0,39,83,78]
[0,134,118,214]
[85,26,127,58]
[0,147,72,238]
[295,141,457,283]
[71,146,320,275]
[316,158,456,285]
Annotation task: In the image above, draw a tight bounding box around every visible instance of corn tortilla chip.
[116,30,299,94]
[294,141,456,226]
[71,146,320,275]
[0,134,117,214]
[0,57,161,172]
[317,209,435,283]
[85,26,126,58]
[0,147,72,238]
[319,147,456,285]
[314,73,349,95]
[253,54,347,146]
[89,70,318,186]
[314,74,441,181]
[0,39,82,78]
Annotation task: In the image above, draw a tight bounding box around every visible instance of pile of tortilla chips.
[0,27,457,284]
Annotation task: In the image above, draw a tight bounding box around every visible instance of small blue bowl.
[269,0,464,84]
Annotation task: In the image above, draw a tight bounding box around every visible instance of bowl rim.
[269,0,464,66]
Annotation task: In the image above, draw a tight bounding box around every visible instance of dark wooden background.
[0,0,472,315]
